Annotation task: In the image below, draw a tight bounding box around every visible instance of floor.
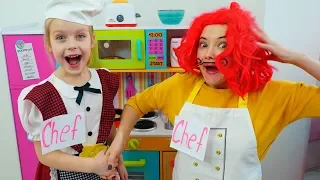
[304,169,320,180]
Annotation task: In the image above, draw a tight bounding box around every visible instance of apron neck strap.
[187,79,205,103]
[238,94,248,108]
[186,79,248,108]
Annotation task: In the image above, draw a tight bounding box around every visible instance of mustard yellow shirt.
[126,73,320,160]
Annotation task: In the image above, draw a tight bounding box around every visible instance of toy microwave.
[91,29,145,69]
[90,29,167,70]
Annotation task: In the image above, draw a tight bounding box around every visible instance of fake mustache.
[197,58,228,66]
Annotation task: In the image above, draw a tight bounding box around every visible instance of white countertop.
[129,115,173,137]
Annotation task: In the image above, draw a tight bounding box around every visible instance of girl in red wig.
[175,2,275,98]
[106,2,320,180]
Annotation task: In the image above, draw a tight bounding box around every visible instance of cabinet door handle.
[124,159,146,167]
[136,39,142,61]
[170,160,174,167]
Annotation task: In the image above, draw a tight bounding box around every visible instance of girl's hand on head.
[252,26,304,65]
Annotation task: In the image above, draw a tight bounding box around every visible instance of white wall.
[1,0,319,179]
[1,0,266,28]
[261,0,320,179]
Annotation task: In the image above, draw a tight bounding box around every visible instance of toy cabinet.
[122,151,160,179]
[123,136,177,180]
[162,151,177,180]
[3,34,55,180]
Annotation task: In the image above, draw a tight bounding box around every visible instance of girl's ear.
[44,39,52,52]
[46,45,52,53]
[47,46,52,52]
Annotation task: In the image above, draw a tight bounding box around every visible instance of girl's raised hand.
[252,26,304,65]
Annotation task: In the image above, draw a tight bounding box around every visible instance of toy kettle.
[105,0,141,27]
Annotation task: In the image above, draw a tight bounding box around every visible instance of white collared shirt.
[17,68,109,154]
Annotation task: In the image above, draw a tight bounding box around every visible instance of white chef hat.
[44,0,105,26]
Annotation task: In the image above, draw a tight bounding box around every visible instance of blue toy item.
[158,10,185,25]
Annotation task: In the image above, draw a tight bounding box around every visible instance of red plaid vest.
[24,69,119,153]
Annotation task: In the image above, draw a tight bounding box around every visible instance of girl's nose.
[204,50,215,60]
[203,45,218,60]
[68,46,76,50]
[67,40,77,50]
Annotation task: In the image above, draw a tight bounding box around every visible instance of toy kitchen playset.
[0,1,188,180]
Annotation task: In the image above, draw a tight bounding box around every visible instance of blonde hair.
[44,18,95,68]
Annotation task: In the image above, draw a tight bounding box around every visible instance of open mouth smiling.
[65,54,82,66]
[203,63,219,74]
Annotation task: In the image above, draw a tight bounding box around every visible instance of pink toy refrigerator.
[2,29,55,180]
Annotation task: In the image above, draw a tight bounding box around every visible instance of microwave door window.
[98,40,132,60]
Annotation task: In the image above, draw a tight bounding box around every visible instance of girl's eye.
[218,43,227,48]
[199,42,208,48]
[77,34,86,38]
[56,36,65,40]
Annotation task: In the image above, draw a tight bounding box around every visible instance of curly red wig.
[174,2,275,98]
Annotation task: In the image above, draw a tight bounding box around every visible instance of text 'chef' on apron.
[172,79,262,180]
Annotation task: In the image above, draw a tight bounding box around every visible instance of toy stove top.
[140,111,159,120]
[133,111,159,132]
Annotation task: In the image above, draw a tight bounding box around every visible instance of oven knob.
[128,139,139,150]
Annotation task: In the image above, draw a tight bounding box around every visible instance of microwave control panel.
[145,29,167,70]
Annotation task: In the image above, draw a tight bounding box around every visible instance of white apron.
[172,79,262,180]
